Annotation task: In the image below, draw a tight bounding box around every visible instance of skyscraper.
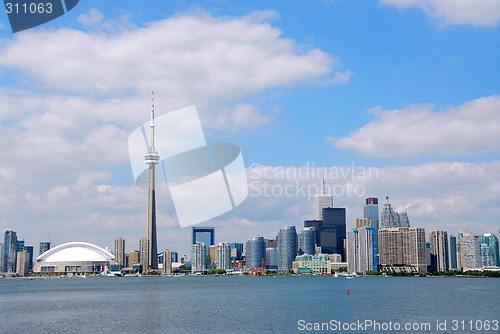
[144,93,159,270]
[378,227,427,274]
[24,245,34,272]
[300,227,316,255]
[215,242,230,270]
[139,237,149,274]
[380,197,410,228]
[39,242,50,257]
[192,227,215,246]
[245,237,266,269]
[114,237,126,268]
[321,208,346,260]
[3,230,18,273]
[429,230,449,272]
[0,243,4,272]
[449,235,458,270]
[278,226,298,272]
[191,242,207,273]
[458,231,481,271]
[228,243,243,260]
[16,249,30,276]
[162,249,172,275]
[315,179,333,220]
[347,226,377,274]
[363,197,379,230]
[479,233,499,268]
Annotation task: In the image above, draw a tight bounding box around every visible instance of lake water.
[1,276,499,333]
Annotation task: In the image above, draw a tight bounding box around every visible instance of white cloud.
[329,95,500,157]
[0,11,338,99]
[205,103,276,131]
[78,8,104,26]
[381,0,500,27]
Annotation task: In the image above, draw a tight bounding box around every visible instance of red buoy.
[347,289,350,295]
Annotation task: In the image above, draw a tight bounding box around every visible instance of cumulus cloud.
[328,95,500,157]
[381,0,500,27]
[78,8,104,26]
[0,11,338,98]
[205,103,276,130]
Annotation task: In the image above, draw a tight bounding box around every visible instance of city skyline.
[0,1,498,258]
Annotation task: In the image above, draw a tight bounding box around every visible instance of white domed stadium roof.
[36,242,114,262]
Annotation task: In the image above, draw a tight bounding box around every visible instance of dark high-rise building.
[321,208,346,260]
[364,197,379,230]
[228,243,243,260]
[23,245,34,272]
[39,242,50,257]
[449,235,458,270]
[17,239,25,253]
[304,220,322,247]
[3,230,18,273]
[278,226,297,272]
[171,251,179,263]
[245,237,265,269]
[479,233,499,267]
[192,227,215,246]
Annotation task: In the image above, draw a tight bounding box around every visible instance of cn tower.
[144,92,159,270]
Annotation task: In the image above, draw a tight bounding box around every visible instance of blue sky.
[0,1,499,257]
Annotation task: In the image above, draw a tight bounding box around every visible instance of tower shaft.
[144,92,159,271]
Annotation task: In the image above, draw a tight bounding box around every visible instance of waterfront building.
[17,239,25,252]
[192,227,215,246]
[215,242,230,270]
[139,237,149,274]
[378,227,427,273]
[321,208,346,260]
[3,230,18,273]
[292,254,330,275]
[209,245,217,268]
[0,243,3,272]
[228,243,243,260]
[24,245,34,272]
[171,251,178,263]
[161,249,172,275]
[245,237,265,269]
[16,250,30,276]
[128,250,140,267]
[33,242,115,274]
[315,179,333,220]
[114,237,126,268]
[449,236,458,270]
[363,197,379,230]
[300,227,316,255]
[347,226,377,274]
[278,226,298,272]
[429,230,449,272]
[303,220,322,248]
[39,242,50,257]
[479,233,499,268]
[265,247,278,270]
[191,242,207,273]
[458,231,481,271]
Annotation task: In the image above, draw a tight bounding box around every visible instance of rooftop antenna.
[322,178,326,195]
[386,196,389,204]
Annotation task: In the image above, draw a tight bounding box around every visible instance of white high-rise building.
[191,242,207,273]
[215,242,230,270]
[347,227,377,274]
[315,179,333,220]
[458,231,481,271]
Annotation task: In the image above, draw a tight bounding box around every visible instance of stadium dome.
[34,242,114,274]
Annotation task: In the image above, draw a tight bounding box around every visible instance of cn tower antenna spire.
[150,90,155,151]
